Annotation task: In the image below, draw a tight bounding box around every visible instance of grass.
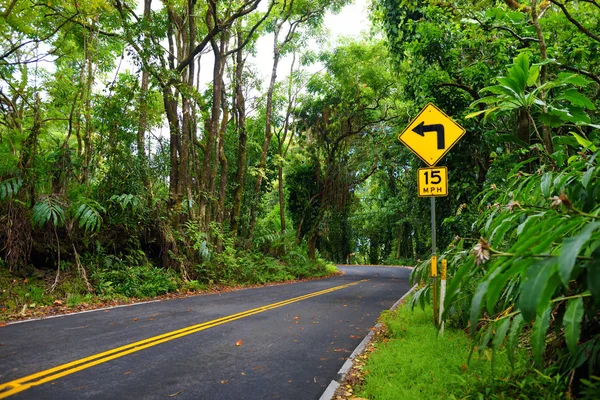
[356,305,568,400]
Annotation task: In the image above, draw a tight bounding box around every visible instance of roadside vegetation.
[344,305,571,400]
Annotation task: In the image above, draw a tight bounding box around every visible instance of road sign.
[398,103,465,166]
[418,166,448,197]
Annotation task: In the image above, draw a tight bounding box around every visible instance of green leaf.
[532,304,551,367]
[518,258,557,322]
[490,215,518,248]
[492,317,511,352]
[560,88,596,110]
[486,259,532,314]
[586,251,600,298]
[527,65,540,86]
[563,297,584,355]
[540,172,552,197]
[470,269,501,334]
[571,132,598,151]
[507,314,525,366]
[582,167,595,189]
[558,222,600,287]
[557,73,590,87]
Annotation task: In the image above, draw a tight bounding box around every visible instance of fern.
[74,200,105,232]
[0,177,23,201]
[32,196,65,227]
[110,194,141,213]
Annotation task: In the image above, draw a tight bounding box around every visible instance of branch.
[224,0,276,57]
[549,0,600,43]
[176,0,263,74]
[436,82,481,100]
[468,12,538,44]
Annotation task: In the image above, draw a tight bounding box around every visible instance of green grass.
[357,305,567,400]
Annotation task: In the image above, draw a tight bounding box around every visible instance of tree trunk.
[230,31,247,241]
[137,0,152,194]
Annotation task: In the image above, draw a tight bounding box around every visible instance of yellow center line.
[0,279,367,399]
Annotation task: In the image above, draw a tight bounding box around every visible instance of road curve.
[0,266,411,399]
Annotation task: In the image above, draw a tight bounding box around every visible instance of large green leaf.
[518,258,558,322]
[486,258,532,314]
[532,305,552,367]
[560,88,596,110]
[563,297,584,355]
[558,222,600,287]
[470,268,501,335]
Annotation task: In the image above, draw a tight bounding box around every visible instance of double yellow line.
[0,279,366,399]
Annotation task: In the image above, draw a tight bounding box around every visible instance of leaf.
[518,259,558,322]
[582,168,595,189]
[236,340,243,346]
[532,305,551,367]
[571,132,598,151]
[558,222,600,287]
[470,269,501,335]
[527,65,540,86]
[563,297,584,355]
[486,259,532,314]
[492,318,511,352]
[507,314,524,366]
[540,172,553,197]
[560,88,596,110]
[586,252,600,298]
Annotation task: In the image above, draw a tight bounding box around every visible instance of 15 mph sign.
[398,103,465,166]
[418,167,448,197]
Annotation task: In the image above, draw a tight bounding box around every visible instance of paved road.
[0,266,411,400]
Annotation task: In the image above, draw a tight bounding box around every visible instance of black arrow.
[412,121,445,149]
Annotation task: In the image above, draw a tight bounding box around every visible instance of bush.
[90,255,177,298]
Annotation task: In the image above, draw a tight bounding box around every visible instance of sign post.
[397,103,465,329]
[431,197,438,326]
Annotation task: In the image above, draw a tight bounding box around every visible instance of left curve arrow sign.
[412,121,445,150]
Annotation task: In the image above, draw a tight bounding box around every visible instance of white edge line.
[6,300,162,326]
[319,283,418,400]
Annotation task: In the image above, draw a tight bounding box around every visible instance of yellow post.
[439,259,447,334]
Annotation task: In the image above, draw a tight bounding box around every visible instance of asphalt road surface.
[0,266,411,400]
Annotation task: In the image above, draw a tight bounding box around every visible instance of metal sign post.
[431,197,438,326]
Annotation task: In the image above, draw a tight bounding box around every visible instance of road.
[0,266,411,400]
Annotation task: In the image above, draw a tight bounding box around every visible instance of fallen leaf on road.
[168,390,185,397]
[123,371,131,375]
[241,372,246,376]
[236,340,243,346]
[220,380,228,384]
[132,318,139,322]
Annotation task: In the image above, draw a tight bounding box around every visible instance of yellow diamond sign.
[398,103,466,166]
